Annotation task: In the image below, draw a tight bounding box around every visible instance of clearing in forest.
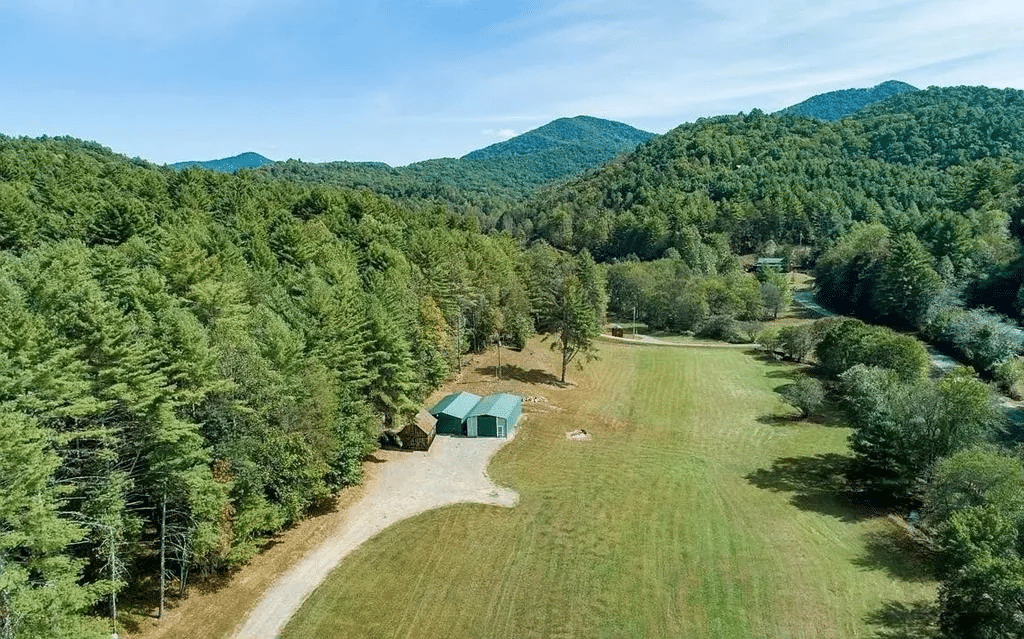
[281,340,936,638]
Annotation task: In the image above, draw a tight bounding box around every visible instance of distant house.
[430,391,482,436]
[466,393,522,438]
[755,257,785,272]
[398,409,437,451]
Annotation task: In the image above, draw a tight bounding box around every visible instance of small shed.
[429,391,481,436]
[611,324,624,338]
[398,409,436,451]
[466,393,522,438]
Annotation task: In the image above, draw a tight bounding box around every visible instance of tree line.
[763,316,1022,638]
[0,136,605,638]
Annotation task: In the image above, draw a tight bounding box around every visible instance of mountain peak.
[170,151,274,173]
[462,116,655,161]
[777,81,919,121]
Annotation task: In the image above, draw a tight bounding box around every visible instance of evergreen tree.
[0,410,104,639]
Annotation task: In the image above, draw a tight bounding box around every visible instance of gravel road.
[231,433,519,639]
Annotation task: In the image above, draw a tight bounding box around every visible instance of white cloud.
[425,0,1024,132]
[482,128,517,140]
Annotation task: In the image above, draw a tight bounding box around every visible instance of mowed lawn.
[281,341,935,638]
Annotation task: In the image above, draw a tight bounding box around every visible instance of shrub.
[777,324,820,362]
[814,317,929,380]
[779,376,825,418]
[995,358,1024,399]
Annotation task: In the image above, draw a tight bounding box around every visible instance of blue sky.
[1,0,1021,166]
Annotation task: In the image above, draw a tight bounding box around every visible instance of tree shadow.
[475,364,566,387]
[757,413,800,426]
[745,453,877,522]
[865,600,940,639]
[788,306,823,320]
[767,368,802,380]
[764,384,848,429]
[854,528,935,583]
[748,349,796,367]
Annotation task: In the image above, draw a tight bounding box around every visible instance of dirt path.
[230,433,518,639]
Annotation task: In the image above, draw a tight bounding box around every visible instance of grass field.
[280,340,935,638]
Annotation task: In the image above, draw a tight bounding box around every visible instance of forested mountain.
[0,134,606,637]
[523,85,1023,269]
[776,80,918,120]
[4,84,1024,638]
[463,115,654,160]
[517,85,1024,364]
[169,151,274,173]
[257,116,655,203]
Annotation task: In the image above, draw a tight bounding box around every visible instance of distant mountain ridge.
[170,151,274,172]
[777,80,918,121]
[259,116,656,201]
[463,116,655,160]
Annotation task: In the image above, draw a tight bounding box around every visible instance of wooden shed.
[398,409,437,451]
[611,324,624,337]
[429,391,481,436]
[466,393,522,438]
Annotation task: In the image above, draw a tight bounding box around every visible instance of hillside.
[777,80,918,121]
[523,85,1024,257]
[462,115,654,160]
[170,151,274,172]
[258,116,655,202]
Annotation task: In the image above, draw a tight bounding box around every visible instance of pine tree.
[0,410,103,639]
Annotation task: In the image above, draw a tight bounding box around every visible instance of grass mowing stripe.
[280,341,934,639]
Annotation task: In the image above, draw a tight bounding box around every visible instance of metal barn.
[429,391,481,436]
[465,393,522,438]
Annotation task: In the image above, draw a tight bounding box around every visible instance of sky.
[1,0,1021,166]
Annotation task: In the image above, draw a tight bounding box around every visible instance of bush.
[697,314,742,342]
[758,327,781,358]
[814,316,929,380]
[995,358,1024,399]
[779,376,825,418]
[777,324,820,362]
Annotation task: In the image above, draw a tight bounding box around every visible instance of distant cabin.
[430,391,482,436]
[398,409,437,451]
[466,393,522,438]
[755,257,785,272]
[611,324,624,337]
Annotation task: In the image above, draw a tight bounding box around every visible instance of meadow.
[281,340,935,638]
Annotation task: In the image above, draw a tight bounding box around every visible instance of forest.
[2,84,1024,638]
[0,136,605,638]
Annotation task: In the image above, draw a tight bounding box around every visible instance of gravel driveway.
[231,433,519,639]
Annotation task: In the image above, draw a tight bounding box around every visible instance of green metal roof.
[468,393,521,420]
[429,391,481,420]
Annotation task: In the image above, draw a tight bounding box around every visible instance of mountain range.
[257,116,656,202]
[167,82,918,201]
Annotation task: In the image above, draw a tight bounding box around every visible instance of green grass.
[281,343,935,638]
